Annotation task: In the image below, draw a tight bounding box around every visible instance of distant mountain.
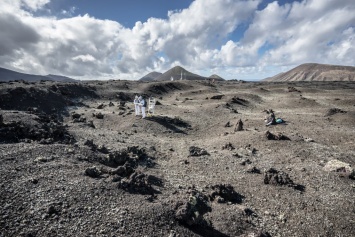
[155,66,205,81]
[0,67,77,82]
[139,71,162,81]
[264,63,355,82]
[208,74,224,81]
[46,74,77,82]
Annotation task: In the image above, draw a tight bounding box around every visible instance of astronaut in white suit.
[139,96,146,119]
[134,95,140,116]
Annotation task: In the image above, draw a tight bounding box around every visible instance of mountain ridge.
[0,67,77,82]
[264,63,355,82]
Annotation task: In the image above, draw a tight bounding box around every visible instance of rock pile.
[264,168,304,191]
[208,184,243,204]
[0,112,74,144]
[118,171,158,195]
[175,189,212,226]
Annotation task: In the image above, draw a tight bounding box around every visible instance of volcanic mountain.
[0,67,77,82]
[155,66,205,81]
[139,71,162,81]
[264,63,355,82]
[208,74,224,81]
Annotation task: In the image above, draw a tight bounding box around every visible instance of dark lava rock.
[97,144,109,154]
[288,87,300,92]
[224,121,231,127]
[265,131,290,140]
[97,103,105,109]
[210,95,224,100]
[189,146,209,156]
[222,142,235,151]
[231,97,248,106]
[109,101,114,107]
[208,184,244,204]
[87,120,95,128]
[93,112,104,119]
[234,119,243,131]
[264,168,294,186]
[118,171,158,195]
[0,115,74,144]
[71,113,81,119]
[109,163,134,177]
[85,166,101,178]
[246,166,261,174]
[84,139,97,150]
[175,190,212,226]
[240,159,252,166]
[105,150,130,167]
[325,108,346,116]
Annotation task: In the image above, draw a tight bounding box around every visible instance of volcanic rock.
[189,146,209,156]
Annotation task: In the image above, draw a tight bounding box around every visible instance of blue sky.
[54,0,194,28]
[0,0,354,80]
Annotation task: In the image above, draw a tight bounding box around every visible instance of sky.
[0,0,354,81]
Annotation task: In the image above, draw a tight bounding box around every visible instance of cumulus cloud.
[247,0,355,67]
[0,0,354,80]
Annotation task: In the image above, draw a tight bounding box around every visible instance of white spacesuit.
[134,95,141,116]
[139,96,146,118]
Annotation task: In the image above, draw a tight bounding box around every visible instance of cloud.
[0,13,40,56]
[246,0,355,67]
[0,0,354,80]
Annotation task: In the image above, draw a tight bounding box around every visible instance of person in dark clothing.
[265,109,276,126]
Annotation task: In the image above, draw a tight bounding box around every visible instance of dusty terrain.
[1,79,355,237]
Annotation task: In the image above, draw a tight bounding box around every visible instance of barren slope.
[264,63,355,82]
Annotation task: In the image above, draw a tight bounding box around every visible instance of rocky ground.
[1,79,354,237]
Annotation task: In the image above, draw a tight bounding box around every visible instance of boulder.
[208,184,243,204]
[323,159,354,179]
[85,166,101,178]
[264,168,294,186]
[265,131,290,140]
[97,104,105,109]
[189,146,209,156]
[175,190,212,226]
[234,119,243,132]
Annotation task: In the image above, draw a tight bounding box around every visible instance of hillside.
[0,67,77,82]
[208,74,224,81]
[264,63,355,82]
[139,71,162,81]
[155,66,205,81]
